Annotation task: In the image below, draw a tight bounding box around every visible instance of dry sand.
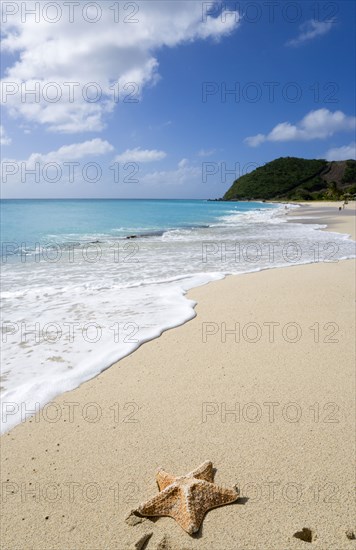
[1,202,355,550]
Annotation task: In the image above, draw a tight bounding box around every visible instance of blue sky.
[1,0,355,199]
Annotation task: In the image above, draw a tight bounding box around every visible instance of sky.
[1,0,355,199]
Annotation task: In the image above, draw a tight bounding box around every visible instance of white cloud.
[2,138,112,170]
[324,142,356,161]
[245,109,356,147]
[141,158,201,185]
[1,1,239,133]
[244,134,265,147]
[0,125,12,145]
[115,147,166,163]
[26,139,113,166]
[198,148,216,157]
[1,139,114,186]
[286,19,335,47]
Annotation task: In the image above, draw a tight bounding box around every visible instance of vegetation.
[342,160,356,184]
[223,157,356,201]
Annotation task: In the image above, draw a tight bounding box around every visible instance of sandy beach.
[1,201,355,550]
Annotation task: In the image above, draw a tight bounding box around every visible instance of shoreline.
[287,200,356,236]
[2,201,354,436]
[1,201,355,549]
[3,200,355,437]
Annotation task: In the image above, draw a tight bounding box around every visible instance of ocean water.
[1,199,355,432]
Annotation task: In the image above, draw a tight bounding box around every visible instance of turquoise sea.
[1,198,276,246]
[1,199,355,432]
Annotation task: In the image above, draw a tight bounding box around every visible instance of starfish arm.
[172,493,201,535]
[189,460,214,482]
[156,468,176,491]
[136,485,179,517]
[184,480,239,533]
[195,480,239,509]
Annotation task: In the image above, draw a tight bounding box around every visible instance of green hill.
[223,157,356,201]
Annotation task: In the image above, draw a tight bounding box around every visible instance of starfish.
[136,460,239,535]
